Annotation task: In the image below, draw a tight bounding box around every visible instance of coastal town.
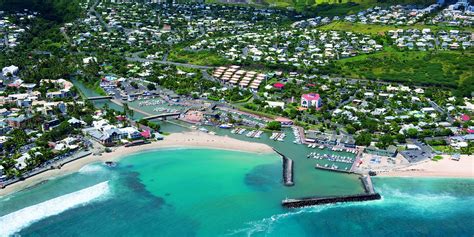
[0,0,473,193]
[0,0,473,236]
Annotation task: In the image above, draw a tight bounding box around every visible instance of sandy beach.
[378,155,474,178]
[0,131,274,196]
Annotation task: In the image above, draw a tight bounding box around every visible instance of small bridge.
[87,96,113,100]
[143,112,181,120]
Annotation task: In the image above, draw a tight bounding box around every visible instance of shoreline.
[0,131,274,197]
[376,155,474,178]
[1,130,472,196]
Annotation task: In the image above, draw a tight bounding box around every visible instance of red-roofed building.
[140,130,151,139]
[460,114,470,122]
[116,115,127,121]
[301,93,322,108]
[275,117,293,126]
[273,83,285,89]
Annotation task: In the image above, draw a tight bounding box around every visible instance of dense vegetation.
[323,50,474,96]
[168,49,231,66]
[0,0,82,23]
[0,0,83,84]
[319,21,474,35]
[260,0,436,15]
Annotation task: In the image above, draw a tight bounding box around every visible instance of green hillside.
[323,50,474,96]
[275,0,436,15]
[0,0,82,22]
[209,0,437,15]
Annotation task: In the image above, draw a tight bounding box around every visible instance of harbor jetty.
[281,175,381,208]
[273,148,294,186]
[360,174,376,194]
[281,193,381,208]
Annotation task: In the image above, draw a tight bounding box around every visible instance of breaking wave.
[228,184,471,236]
[0,181,111,237]
[226,205,335,236]
[78,164,107,174]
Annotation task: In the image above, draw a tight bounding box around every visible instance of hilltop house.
[2,65,19,77]
[5,115,32,128]
[301,93,322,109]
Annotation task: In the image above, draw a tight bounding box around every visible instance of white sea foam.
[229,183,472,236]
[0,181,110,237]
[227,205,332,236]
[78,164,107,174]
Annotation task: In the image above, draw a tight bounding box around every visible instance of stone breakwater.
[282,175,381,208]
[272,148,294,186]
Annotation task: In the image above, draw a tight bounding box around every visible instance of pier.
[143,112,181,120]
[350,148,363,172]
[273,148,294,186]
[87,96,113,100]
[315,164,354,174]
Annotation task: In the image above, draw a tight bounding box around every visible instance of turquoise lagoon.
[0,148,473,237]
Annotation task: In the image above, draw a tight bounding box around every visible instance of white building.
[2,65,19,77]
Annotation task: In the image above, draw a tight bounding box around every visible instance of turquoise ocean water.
[0,148,473,237]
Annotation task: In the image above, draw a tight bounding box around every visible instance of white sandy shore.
[378,155,474,178]
[0,131,274,197]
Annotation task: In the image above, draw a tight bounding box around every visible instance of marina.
[270,132,286,142]
[1,1,473,236]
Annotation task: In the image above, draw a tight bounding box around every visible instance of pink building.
[301,93,322,108]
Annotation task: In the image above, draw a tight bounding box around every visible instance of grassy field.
[262,0,436,14]
[328,50,474,96]
[168,49,231,66]
[206,0,435,15]
[319,21,474,35]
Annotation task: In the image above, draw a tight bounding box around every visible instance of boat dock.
[350,148,363,172]
[273,148,294,186]
[315,164,354,174]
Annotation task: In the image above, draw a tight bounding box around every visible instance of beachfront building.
[365,145,398,157]
[301,93,322,109]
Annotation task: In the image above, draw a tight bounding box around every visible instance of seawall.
[273,148,294,186]
[280,173,381,208]
[361,175,376,194]
[282,193,382,208]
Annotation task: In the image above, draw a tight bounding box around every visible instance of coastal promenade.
[0,150,92,189]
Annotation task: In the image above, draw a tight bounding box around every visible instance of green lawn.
[319,21,474,35]
[263,0,435,15]
[206,0,436,16]
[168,49,230,66]
[328,50,474,96]
[236,105,277,119]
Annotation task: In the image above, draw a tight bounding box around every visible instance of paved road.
[89,0,110,32]
[201,69,218,82]
[125,56,214,69]
[1,150,92,188]
[427,99,454,123]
